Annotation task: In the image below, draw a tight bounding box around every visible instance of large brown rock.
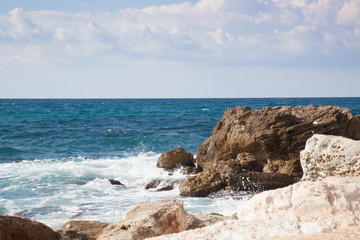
[0,215,60,240]
[180,105,360,196]
[197,105,360,171]
[156,148,195,170]
[97,198,186,240]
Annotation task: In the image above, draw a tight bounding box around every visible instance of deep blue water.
[0,98,359,228]
[1,98,359,163]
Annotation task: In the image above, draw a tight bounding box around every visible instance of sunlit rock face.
[301,134,360,181]
[151,177,360,240]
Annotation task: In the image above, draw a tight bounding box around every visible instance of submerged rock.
[0,215,60,240]
[157,148,195,170]
[97,198,186,240]
[180,105,360,196]
[108,179,124,186]
[301,134,360,181]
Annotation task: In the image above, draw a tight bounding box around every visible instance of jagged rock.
[157,148,195,170]
[179,169,296,197]
[97,198,186,240]
[151,177,360,240]
[196,105,360,172]
[59,220,109,240]
[0,215,60,240]
[179,170,226,197]
[144,178,180,191]
[108,179,124,186]
[301,134,360,181]
[144,178,163,189]
[179,105,360,196]
[180,166,202,175]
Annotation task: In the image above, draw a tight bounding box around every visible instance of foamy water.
[0,152,250,228]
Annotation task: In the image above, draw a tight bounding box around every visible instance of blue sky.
[1,0,359,98]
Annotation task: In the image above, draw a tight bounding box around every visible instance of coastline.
[2,103,360,239]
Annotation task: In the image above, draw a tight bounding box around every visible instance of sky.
[0,0,359,98]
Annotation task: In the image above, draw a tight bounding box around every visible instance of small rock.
[108,179,124,186]
[157,148,195,170]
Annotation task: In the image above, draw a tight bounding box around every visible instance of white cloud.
[0,0,359,66]
[336,0,360,26]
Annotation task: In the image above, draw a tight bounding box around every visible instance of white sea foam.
[0,152,250,228]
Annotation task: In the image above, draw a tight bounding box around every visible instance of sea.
[1,98,359,228]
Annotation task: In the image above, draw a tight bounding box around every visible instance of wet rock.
[156,186,174,191]
[144,178,163,189]
[157,148,195,170]
[97,198,187,240]
[179,169,296,197]
[59,220,109,240]
[0,215,60,240]
[108,179,124,186]
[301,134,360,181]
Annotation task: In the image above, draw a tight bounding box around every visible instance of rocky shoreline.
[2,105,360,240]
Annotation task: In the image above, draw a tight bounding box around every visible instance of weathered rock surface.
[98,198,186,240]
[197,105,360,172]
[301,134,360,181]
[180,105,360,196]
[185,213,234,230]
[0,215,60,240]
[150,177,360,240]
[156,148,195,170]
[262,227,360,240]
[56,229,91,240]
[59,220,109,240]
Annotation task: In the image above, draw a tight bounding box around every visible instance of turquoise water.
[0,98,359,228]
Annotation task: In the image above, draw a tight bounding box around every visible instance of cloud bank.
[1,0,359,65]
[0,0,359,98]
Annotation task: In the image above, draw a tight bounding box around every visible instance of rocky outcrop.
[180,105,360,196]
[59,220,109,240]
[156,148,195,170]
[150,177,360,240]
[179,170,296,197]
[301,134,360,181]
[0,215,60,240]
[97,198,186,240]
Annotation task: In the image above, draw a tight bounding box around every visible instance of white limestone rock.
[300,134,360,181]
[148,177,360,240]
